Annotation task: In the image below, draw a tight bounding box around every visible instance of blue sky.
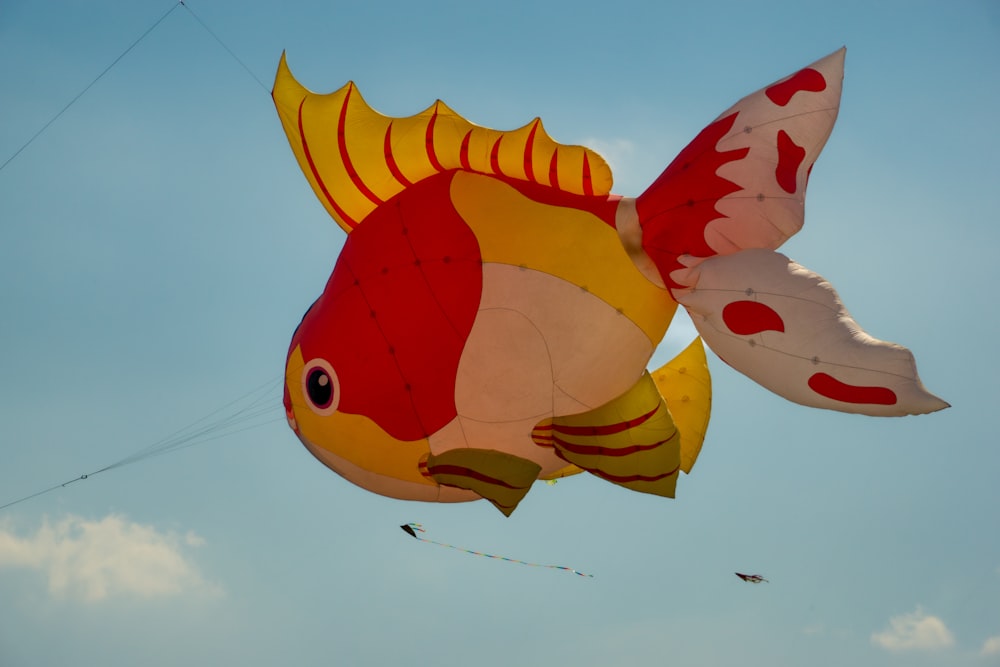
[1,1,998,665]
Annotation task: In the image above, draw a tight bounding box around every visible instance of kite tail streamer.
[400,524,593,578]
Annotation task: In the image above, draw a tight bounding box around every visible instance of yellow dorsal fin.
[272,53,613,233]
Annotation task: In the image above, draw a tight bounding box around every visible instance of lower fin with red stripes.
[426,448,541,516]
[533,372,681,498]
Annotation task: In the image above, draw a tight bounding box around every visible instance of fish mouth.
[282,380,299,434]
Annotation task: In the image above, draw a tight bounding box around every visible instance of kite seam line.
[688,303,922,382]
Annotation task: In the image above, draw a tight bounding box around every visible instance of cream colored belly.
[428,263,655,474]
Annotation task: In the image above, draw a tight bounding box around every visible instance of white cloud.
[982,636,1000,657]
[0,514,220,602]
[871,606,955,652]
[581,137,635,176]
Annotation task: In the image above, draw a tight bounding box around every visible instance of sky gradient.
[2,1,998,666]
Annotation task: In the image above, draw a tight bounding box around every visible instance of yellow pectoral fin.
[544,372,682,498]
[651,337,712,473]
[426,449,541,517]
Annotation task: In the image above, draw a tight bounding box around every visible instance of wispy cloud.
[871,606,954,652]
[801,623,825,636]
[0,514,220,602]
[982,636,1000,657]
[581,137,636,178]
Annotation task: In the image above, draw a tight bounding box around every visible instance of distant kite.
[400,524,592,577]
[736,572,769,584]
[273,47,947,515]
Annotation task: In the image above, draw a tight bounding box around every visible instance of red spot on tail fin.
[722,301,785,335]
[775,130,806,194]
[808,373,898,406]
[765,68,827,106]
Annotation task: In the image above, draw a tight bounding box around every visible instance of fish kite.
[274,48,947,516]
[736,572,769,584]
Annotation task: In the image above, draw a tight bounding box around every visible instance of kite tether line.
[0,3,181,173]
[0,378,284,512]
[179,1,269,92]
[0,0,287,511]
[401,523,594,578]
[1,0,268,174]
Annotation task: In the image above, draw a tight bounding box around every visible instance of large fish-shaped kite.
[273,48,947,515]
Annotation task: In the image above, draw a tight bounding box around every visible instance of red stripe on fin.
[384,122,414,188]
[299,99,358,229]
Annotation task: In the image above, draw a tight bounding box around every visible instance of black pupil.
[306,368,333,408]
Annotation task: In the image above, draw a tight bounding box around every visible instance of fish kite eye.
[302,359,340,415]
